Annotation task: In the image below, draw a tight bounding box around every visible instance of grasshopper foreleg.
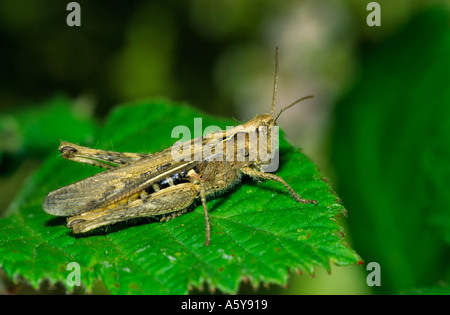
[240,167,318,206]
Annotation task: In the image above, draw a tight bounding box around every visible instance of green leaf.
[0,99,361,294]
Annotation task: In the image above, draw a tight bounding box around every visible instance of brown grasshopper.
[42,48,317,246]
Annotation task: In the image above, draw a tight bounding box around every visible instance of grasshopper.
[42,48,317,246]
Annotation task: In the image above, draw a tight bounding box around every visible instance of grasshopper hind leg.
[157,184,211,246]
[67,183,200,234]
[59,141,149,169]
[159,208,190,222]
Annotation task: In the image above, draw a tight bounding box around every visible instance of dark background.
[1,0,449,294]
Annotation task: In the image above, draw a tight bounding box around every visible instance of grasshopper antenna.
[274,95,314,124]
[270,47,314,123]
[270,47,279,118]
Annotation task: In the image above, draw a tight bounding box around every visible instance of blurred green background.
[1,0,449,294]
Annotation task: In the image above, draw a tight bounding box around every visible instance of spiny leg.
[67,183,199,233]
[187,169,212,246]
[199,183,211,246]
[187,161,241,246]
[59,141,149,170]
[240,167,317,206]
[159,208,190,222]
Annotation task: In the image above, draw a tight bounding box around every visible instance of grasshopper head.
[226,48,314,170]
[240,114,275,130]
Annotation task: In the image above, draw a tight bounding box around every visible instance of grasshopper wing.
[43,147,199,216]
